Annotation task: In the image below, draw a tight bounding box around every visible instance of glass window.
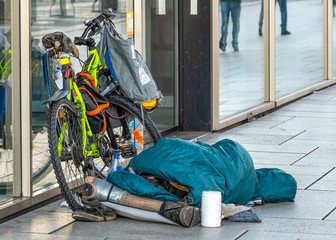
[219,0,264,120]
[334,0,336,77]
[144,0,179,132]
[276,0,323,98]
[0,0,13,203]
[30,0,127,192]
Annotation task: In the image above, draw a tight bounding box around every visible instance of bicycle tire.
[49,96,161,211]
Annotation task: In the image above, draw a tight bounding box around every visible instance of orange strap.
[177,196,193,206]
[78,87,109,115]
[101,109,107,134]
[78,71,96,89]
[78,87,108,134]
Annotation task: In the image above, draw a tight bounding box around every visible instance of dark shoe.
[159,201,200,227]
[281,30,291,35]
[258,24,262,36]
[233,46,239,52]
[219,42,226,52]
[72,199,117,222]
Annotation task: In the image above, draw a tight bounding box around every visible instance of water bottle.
[106,152,123,178]
[54,65,63,90]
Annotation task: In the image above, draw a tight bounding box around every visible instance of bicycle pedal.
[121,145,137,158]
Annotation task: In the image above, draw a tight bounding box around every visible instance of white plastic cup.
[201,191,222,227]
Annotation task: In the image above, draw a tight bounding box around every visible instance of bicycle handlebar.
[74,8,115,46]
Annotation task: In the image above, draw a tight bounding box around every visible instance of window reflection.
[219,0,264,120]
[0,0,13,203]
[276,0,323,97]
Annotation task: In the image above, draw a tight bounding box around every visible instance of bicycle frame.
[0,49,11,80]
[49,48,103,160]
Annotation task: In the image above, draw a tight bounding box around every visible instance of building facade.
[0,0,335,219]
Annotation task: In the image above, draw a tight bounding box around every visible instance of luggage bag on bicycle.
[97,24,163,111]
[76,71,109,134]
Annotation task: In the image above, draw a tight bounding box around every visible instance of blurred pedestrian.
[219,0,241,52]
[258,0,291,36]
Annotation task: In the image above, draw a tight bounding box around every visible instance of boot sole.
[179,206,200,227]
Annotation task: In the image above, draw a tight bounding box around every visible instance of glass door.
[144,0,179,132]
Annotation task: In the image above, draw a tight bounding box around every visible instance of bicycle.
[43,9,162,210]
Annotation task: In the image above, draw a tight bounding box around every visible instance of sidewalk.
[0,83,335,239]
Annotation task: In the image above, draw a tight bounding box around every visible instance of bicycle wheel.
[48,98,91,210]
[106,94,162,166]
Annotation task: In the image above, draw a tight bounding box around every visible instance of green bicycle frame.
[0,49,11,80]
[56,48,103,160]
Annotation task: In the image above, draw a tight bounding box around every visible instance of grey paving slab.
[207,133,291,145]
[309,179,336,191]
[225,122,303,136]
[53,217,245,240]
[280,139,336,149]
[0,211,74,234]
[279,102,336,114]
[295,146,336,160]
[303,92,336,101]
[37,200,73,214]
[252,200,334,220]
[250,152,304,165]
[324,209,336,221]
[307,169,336,191]
[0,232,98,240]
[294,155,336,167]
[240,230,336,240]
[294,129,336,141]
[254,164,332,177]
[273,117,336,130]
[221,217,336,235]
[242,144,316,154]
[272,109,336,119]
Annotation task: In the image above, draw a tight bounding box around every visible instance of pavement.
[1,81,336,239]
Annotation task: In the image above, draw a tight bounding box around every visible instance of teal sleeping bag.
[106,138,260,206]
[255,168,297,203]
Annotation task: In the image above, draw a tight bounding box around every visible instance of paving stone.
[54,217,244,240]
[254,164,332,177]
[253,198,335,220]
[0,232,97,240]
[294,155,336,167]
[243,144,318,155]
[240,230,336,240]
[273,110,336,118]
[324,209,336,221]
[225,123,303,136]
[0,211,74,234]
[221,217,336,235]
[250,152,304,165]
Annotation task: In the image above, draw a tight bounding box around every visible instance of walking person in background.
[258,0,291,36]
[219,0,241,52]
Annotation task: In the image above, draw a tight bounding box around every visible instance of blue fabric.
[227,209,262,222]
[106,138,260,206]
[220,2,241,48]
[104,45,118,83]
[0,85,10,121]
[0,86,5,120]
[255,168,297,203]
